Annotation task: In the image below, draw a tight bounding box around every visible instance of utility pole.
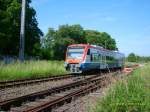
[19,0,26,61]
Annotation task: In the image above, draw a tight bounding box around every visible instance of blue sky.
[31,0,150,56]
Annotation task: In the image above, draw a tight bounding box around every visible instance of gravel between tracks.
[0,77,84,101]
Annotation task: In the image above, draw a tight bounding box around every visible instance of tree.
[127,53,137,62]
[40,28,56,59]
[127,53,150,63]
[42,24,86,60]
[0,0,43,56]
[42,24,117,60]
[85,30,117,50]
[57,24,86,43]
[52,38,75,60]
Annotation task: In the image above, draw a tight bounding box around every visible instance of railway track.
[0,74,73,89]
[0,74,110,112]
[25,75,109,112]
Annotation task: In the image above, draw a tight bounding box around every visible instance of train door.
[85,48,93,70]
[86,48,91,63]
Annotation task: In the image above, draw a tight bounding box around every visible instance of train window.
[99,54,101,61]
[90,53,99,62]
[87,49,90,55]
[102,55,105,63]
[94,53,99,62]
[93,54,95,61]
[90,54,93,61]
[106,56,109,60]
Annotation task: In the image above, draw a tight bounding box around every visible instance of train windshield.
[67,47,85,60]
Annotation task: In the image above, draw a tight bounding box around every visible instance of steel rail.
[0,74,72,89]
[0,75,98,111]
[24,75,108,112]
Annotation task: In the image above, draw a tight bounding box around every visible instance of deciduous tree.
[43,24,117,60]
[0,0,43,56]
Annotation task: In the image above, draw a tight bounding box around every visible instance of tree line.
[0,0,117,60]
[42,25,117,60]
[127,53,150,63]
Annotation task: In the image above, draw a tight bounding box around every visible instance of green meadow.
[93,63,150,112]
[0,61,67,81]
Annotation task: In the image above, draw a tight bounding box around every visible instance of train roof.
[68,44,124,56]
[68,44,103,49]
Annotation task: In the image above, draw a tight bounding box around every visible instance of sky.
[31,0,150,56]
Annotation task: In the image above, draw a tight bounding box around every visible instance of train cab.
[64,44,86,73]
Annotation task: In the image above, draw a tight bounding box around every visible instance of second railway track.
[0,74,73,89]
[0,73,112,112]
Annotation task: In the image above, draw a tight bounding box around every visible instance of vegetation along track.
[0,74,73,89]
[0,74,111,112]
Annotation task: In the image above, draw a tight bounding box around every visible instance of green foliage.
[85,30,117,50]
[0,0,43,56]
[42,24,87,60]
[42,24,117,60]
[0,60,67,81]
[57,24,86,43]
[93,64,150,112]
[127,53,137,62]
[141,56,150,62]
[127,53,150,63]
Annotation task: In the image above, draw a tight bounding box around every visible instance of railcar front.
[64,45,87,73]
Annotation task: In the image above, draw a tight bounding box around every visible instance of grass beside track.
[93,63,150,112]
[0,61,67,81]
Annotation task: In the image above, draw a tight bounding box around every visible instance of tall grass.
[0,61,67,81]
[93,63,150,112]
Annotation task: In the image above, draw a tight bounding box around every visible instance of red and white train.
[64,44,125,73]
